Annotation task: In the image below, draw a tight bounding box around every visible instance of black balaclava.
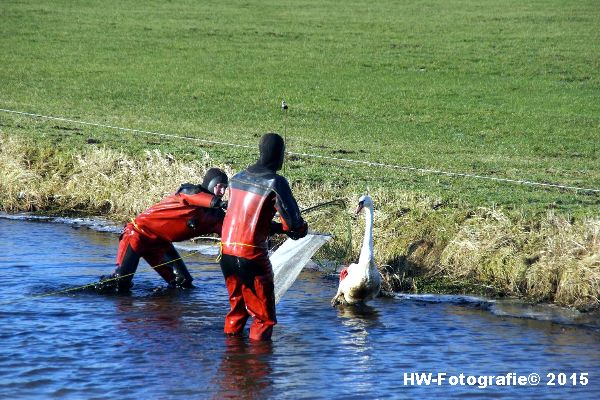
[202,168,228,193]
[257,132,285,171]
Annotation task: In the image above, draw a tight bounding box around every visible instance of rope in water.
[1,199,348,304]
[2,108,599,194]
[0,250,200,305]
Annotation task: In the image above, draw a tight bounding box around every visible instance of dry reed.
[1,134,598,310]
[0,134,233,220]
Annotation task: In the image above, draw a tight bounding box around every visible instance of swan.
[331,195,382,307]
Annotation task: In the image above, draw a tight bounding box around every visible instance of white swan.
[331,195,382,306]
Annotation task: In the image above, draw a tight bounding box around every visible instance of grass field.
[2,1,600,308]
[1,0,599,214]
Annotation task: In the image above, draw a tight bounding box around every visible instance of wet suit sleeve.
[270,221,285,235]
[178,192,221,208]
[273,176,308,239]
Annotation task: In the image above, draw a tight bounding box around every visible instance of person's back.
[134,188,224,243]
[96,168,228,292]
[221,165,304,265]
[219,133,307,341]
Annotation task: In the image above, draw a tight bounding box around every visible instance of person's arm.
[273,177,308,239]
[270,221,285,235]
[179,192,226,209]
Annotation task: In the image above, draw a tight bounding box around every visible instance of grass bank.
[2,135,598,311]
[1,0,600,214]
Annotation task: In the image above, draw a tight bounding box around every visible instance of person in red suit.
[96,168,228,293]
[220,133,308,341]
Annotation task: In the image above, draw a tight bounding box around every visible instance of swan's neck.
[358,203,374,265]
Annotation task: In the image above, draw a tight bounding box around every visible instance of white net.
[271,232,332,304]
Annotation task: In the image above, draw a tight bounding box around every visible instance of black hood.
[256,132,285,172]
[202,168,228,193]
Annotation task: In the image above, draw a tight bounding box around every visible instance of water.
[1,217,599,399]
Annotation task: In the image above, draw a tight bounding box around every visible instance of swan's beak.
[354,201,365,216]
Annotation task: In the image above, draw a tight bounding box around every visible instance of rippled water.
[1,217,599,399]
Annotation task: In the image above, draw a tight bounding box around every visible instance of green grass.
[1,0,600,215]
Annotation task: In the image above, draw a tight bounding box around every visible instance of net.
[271,232,332,304]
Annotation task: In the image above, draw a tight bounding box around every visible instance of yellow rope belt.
[218,241,267,262]
[131,219,141,232]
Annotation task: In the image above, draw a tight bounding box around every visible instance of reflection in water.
[337,303,380,322]
[214,337,273,400]
[116,295,185,331]
[337,302,381,343]
[336,304,380,394]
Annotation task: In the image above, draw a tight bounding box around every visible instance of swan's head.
[355,195,373,215]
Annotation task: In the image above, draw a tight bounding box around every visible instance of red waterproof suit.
[115,190,224,287]
[220,165,307,341]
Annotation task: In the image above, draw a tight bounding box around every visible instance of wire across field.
[1,0,599,214]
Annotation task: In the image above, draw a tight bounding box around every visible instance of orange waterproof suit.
[114,189,224,289]
[220,164,307,340]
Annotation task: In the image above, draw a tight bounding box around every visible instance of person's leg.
[96,224,139,292]
[163,244,194,288]
[243,271,277,341]
[220,255,249,335]
[235,257,276,341]
[142,244,178,286]
[114,244,141,291]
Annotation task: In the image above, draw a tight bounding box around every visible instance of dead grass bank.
[1,134,598,311]
[0,134,233,219]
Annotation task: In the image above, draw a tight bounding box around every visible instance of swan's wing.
[369,260,382,282]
